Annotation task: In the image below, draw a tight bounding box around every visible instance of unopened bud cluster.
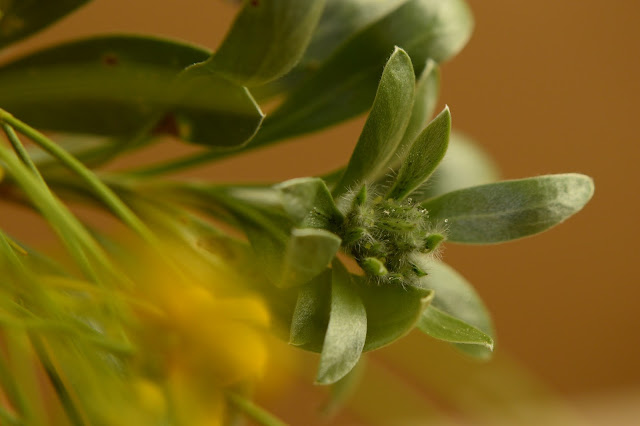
[338,185,445,286]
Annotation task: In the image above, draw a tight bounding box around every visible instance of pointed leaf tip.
[316,260,367,385]
[423,173,595,244]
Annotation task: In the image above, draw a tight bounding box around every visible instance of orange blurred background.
[1,0,638,420]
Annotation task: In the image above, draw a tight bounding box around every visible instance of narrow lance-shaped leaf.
[251,0,473,145]
[392,59,441,163]
[0,36,263,146]
[333,47,415,198]
[252,0,408,100]
[279,228,341,289]
[422,174,595,244]
[203,0,326,87]
[0,0,91,49]
[415,260,494,358]
[290,269,331,351]
[414,130,500,201]
[322,355,367,418]
[355,274,434,351]
[317,260,367,385]
[418,305,494,350]
[276,177,343,230]
[387,106,451,200]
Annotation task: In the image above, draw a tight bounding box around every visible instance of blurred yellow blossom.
[122,239,272,425]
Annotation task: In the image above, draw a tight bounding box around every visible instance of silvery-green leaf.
[322,354,367,417]
[251,0,408,100]
[279,228,341,289]
[387,106,451,200]
[332,47,415,198]
[418,305,494,350]
[317,260,367,385]
[0,36,263,146]
[252,0,473,145]
[392,59,441,163]
[416,260,494,359]
[290,269,331,350]
[415,130,499,201]
[305,0,408,65]
[356,276,433,351]
[422,174,595,243]
[0,0,91,49]
[276,177,343,230]
[203,0,326,87]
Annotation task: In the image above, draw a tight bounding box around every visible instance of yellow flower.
[121,240,272,425]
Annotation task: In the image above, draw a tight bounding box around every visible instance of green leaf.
[0,0,91,49]
[332,47,415,198]
[416,260,494,359]
[387,106,451,200]
[252,0,408,100]
[418,305,494,350]
[356,276,433,351]
[203,0,326,87]
[0,35,263,146]
[415,130,500,201]
[290,269,331,350]
[305,0,409,66]
[280,228,341,289]
[317,260,367,385]
[275,177,343,230]
[322,354,367,418]
[422,174,595,244]
[393,59,441,163]
[252,0,473,145]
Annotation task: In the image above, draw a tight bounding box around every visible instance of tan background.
[2,0,638,400]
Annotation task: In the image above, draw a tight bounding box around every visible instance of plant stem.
[0,109,154,244]
[127,149,229,177]
[226,392,287,426]
[2,123,44,182]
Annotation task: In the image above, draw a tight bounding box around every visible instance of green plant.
[0,0,593,424]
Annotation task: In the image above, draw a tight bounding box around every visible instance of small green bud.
[352,185,367,208]
[343,227,367,246]
[424,233,445,252]
[360,257,388,276]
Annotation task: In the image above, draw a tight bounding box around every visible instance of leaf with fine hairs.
[422,174,595,244]
[316,260,367,385]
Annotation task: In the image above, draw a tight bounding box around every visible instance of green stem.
[226,392,287,426]
[30,337,86,426]
[0,110,154,244]
[0,143,118,285]
[2,123,43,182]
[127,148,229,177]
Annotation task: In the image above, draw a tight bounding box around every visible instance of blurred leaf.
[0,35,263,146]
[332,47,415,198]
[280,228,341,289]
[387,106,451,200]
[290,269,331,350]
[393,59,440,162]
[418,305,494,350]
[415,130,500,201]
[323,354,367,418]
[416,260,494,359]
[252,0,407,99]
[317,260,367,385]
[203,0,326,87]
[356,276,433,351]
[422,174,595,244]
[0,0,91,49]
[276,177,343,229]
[305,0,408,65]
[252,0,473,145]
